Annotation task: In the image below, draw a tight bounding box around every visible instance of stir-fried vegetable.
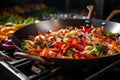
[21,25,120,59]
[22,42,30,50]
[104,29,119,36]
[88,44,106,56]
[65,50,73,58]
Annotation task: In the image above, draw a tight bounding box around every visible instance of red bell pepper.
[81,36,87,47]
[45,49,49,56]
[80,26,86,32]
[80,26,93,33]
[62,46,70,55]
[34,49,42,53]
[53,42,63,49]
[68,43,83,51]
[85,27,93,33]
[74,53,95,59]
[51,35,56,41]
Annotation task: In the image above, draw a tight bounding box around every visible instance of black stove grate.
[1,49,120,80]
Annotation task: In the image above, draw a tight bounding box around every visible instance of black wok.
[12,10,120,69]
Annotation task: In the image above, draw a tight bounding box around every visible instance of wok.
[12,10,120,69]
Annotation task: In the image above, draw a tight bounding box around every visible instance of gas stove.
[1,49,120,80]
[0,13,120,80]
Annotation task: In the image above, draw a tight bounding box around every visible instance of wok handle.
[0,51,13,61]
[106,10,120,21]
[14,52,52,65]
[87,5,94,19]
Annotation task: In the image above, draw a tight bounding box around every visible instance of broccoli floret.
[88,44,106,56]
[104,30,119,36]
[65,50,73,58]
[22,42,30,50]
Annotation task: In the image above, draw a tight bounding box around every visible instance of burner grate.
[1,46,120,80]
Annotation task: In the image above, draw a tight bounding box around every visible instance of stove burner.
[1,49,120,80]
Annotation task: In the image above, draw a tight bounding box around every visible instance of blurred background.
[0,0,119,20]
